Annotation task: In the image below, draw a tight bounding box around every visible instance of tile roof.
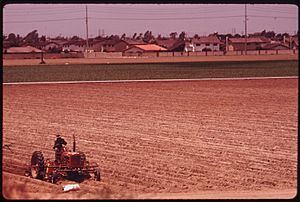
[6,46,43,53]
[229,37,270,43]
[156,39,181,49]
[191,36,222,44]
[261,43,289,50]
[133,44,167,51]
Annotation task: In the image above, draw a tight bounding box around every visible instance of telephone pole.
[244,4,248,55]
[85,5,89,57]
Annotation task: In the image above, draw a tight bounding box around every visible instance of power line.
[89,15,245,21]
[6,10,84,16]
[249,15,297,19]
[3,14,297,24]
[249,7,296,14]
[3,17,84,23]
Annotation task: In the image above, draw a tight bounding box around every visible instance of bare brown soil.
[3,54,298,66]
[2,78,298,199]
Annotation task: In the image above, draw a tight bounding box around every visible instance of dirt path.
[3,54,298,66]
[2,78,298,199]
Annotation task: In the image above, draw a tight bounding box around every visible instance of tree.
[23,30,39,44]
[169,32,177,39]
[265,31,275,39]
[143,30,154,43]
[234,33,241,38]
[121,33,126,40]
[7,33,18,46]
[132,33,137,39]
[179,31,186,41]
[136,33,143,40]
[40,35,46,42]
[70,35,80,41]
[193,34,199,39]
[8,33,16,41]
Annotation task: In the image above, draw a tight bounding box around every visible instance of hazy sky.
[3,4,298,38]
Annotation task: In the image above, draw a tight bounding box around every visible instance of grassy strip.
[3,60,298,83]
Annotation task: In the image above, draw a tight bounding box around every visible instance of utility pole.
[85,5,89,58]
[244,4,248,55]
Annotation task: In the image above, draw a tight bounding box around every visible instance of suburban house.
[90,38,120,52]
[190,36,223,52]
[155,39,186,52]
[228,36,270,51]
[113,38,146,52]
[123,44,167,56]
[36,41,62,52]
[3,46,44,59]
[283,36,299,49]
[260,42,289,50]
[5,46,43,53]
[62,40,87,52]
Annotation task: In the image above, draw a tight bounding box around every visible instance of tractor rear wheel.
[30,151,45,180]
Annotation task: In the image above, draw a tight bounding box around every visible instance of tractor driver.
[53,134,67,162]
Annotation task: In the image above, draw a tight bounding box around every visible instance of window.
[196,43,200,46]
[205,43,210,46]
[213,43,218,46]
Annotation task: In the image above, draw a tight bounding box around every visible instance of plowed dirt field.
[2,78,298,199]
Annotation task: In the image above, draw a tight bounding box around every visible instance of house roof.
[6,46,43,53]
[191,36,222,44]
[155,39,181,49]
[261,43,289,50]
[128,44,167,52]
[90,38,120,46]
[63,40,87,46]
[229,37,270,43]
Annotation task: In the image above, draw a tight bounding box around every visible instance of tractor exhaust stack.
[73,134,76,152]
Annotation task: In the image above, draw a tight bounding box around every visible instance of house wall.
[63,44,85,52]
[3,52,84,59]
[85,52,123,58]
[123,47,143,56]
[114,41,130,52]
[91,43,103,52]
[192,43,220,51]
[229,43,260,51]
[45,43,60,50]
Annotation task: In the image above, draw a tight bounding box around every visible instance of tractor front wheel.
[94,168,101,181]
[50,172,61,184]
[30,151,45,180]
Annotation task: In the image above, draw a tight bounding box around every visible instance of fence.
[3,52,84,59]
[3,49,298,60]
[123,49,298,58]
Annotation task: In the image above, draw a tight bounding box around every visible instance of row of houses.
[3,35,298,56]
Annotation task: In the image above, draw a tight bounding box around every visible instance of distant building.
[228,37,270,51]
[155,38,186,52]
[260,43,289,50]
[123,44,167,56]
[62,40,86,52]
[6,46,43,53]
[90,38,120,52]
[114,38,146,52]
[190,36,223,52]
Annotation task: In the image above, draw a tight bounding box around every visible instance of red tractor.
[27,135,100,184]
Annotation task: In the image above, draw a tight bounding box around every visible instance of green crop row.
[3,60,298,83]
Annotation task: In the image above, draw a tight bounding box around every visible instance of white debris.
[63,184,80,192]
